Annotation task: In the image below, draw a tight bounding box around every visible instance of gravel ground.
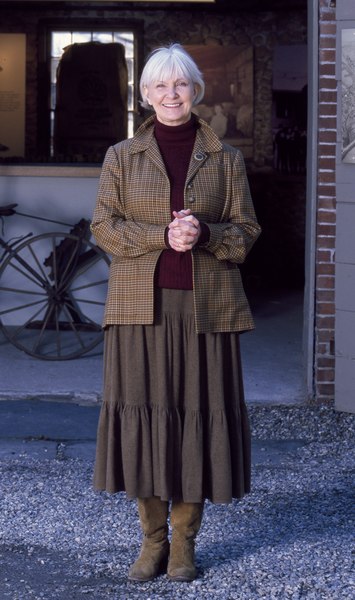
[0,404,354,600]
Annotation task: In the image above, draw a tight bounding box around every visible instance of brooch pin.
[194,151,206,161]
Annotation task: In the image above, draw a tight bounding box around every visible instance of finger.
[174,214,200,229]
[168,231,191,252]
[170,218,198,232]
[172,209,192,219]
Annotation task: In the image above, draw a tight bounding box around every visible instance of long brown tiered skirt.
[93,288,251,504]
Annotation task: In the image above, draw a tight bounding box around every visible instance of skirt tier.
[93,288,251,504]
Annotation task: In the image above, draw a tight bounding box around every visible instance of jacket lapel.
[129,116,168,177]
[129,114,223,183]
[186,119,223,183]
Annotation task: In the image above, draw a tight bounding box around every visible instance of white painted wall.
[0,175,99,234]
[0,174,105,326]
[335,0,355,413]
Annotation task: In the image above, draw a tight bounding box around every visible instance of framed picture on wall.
[341,29,355,163]
[184,45,254,159]
[0,34,26,160]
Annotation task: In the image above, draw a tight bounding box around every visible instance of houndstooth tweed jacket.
[91,115,261,333]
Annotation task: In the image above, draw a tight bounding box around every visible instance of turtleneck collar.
[154,113,198,144]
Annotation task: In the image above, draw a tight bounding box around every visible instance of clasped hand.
[167,209,201,252]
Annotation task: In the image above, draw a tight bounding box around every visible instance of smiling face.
[144,77,196,126]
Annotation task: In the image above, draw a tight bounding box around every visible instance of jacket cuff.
[197,222,210,245]
[146,225,169,250]
[202,223,224,251]
[164,226,171,248]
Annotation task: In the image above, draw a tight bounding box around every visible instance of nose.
[166,85,178,97]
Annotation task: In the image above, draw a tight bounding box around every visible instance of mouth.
[162,103,182,108]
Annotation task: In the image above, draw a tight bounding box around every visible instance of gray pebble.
[0,404,354,599]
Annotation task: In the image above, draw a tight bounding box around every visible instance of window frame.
[37,19,144,163]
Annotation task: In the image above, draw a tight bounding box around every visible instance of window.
[49,28,136,160]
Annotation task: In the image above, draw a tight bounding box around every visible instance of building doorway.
[240,44,308,405]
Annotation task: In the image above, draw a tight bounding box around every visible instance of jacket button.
[188,196,196,203]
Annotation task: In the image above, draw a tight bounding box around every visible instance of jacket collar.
[129,114,223,155]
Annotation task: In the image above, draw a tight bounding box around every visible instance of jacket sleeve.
[201,150,261,263]
[91,146,167,257]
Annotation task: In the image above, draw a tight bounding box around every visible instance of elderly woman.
[91,43,261,583]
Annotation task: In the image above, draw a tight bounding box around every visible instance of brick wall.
[315,0,337,403]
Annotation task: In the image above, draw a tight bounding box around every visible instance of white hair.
[139,43,205,110]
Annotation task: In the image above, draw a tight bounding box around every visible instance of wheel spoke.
[61,303,86,349]
[57,239,81,289]
[0,231,109,359]
[0,297,47,317]
[6,259,47,289]
[55,305,62,357]
[51,236,59,287]
[70,278,108,293]
[30,304,56,355]
[27,241,53,286]
[0,285,47,296]
[69,297,105,307]
[64,302,101,327]
[4,302,48,339]
[71,253,101,278]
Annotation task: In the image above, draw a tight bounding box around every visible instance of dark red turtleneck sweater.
[154,117,197,290]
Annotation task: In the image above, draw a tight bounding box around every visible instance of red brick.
[317,368,335,382]
[319,90,337,103]
[319,117,337,129]
[317,356,335,369]
[319,63,336,77]
[318,171,336,185]
[316,290,335,302]
[319,103,337,117]
[318,129,337,142]
[316,342,332,355]
[317,238,335,251]
[317,262,335,276]
[316,299,335,312]
[320,23,336,35]
[318,78,337,90]
[318,158,336,170]
[316,382,335,395]
[316,342,330,354]
[319,36,336,49]
[317,185,336,197]
[317,250,332,262]
[317,224,336,236]
[317,299,335,311]
[316,330,335,344]
[319,11,336,23]
[318,196,336,204]
[316,316,335,330]
[316,275,335,289]
[319,49,336,62]
[318,198,336,210]
[318,210,336,223]
[318,144,336,157]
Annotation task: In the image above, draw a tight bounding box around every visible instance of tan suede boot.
[128,496,169,582]
[167,501,204,582]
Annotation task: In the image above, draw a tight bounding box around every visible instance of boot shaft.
[170,501,204,537]
[137,496,169,538]
[167,501,204,582]
[128,496,170,582]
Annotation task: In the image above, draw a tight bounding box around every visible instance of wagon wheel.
[0,231,109,360]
